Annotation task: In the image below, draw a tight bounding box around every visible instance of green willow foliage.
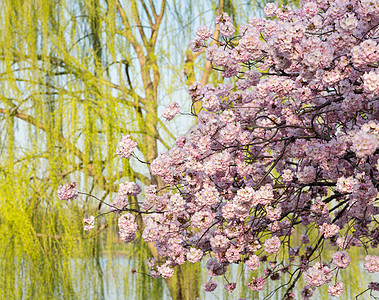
[0,0,213,298]
[0,0,300,299]
[0,1,128,297]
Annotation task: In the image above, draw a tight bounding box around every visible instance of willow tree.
[0,0,295,298]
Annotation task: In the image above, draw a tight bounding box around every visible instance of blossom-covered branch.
[61,0,379,298]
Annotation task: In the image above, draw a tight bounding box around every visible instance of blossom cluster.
[64,0,379,298]
[83,216,95,231]
[141,1,379,296]
[162,102,180,121]
[118,213,138,243]
[118,181,142,196]
[57,181,78,200]
[116,135,137,159]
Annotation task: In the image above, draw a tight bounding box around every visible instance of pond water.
[6,241,378,299]
[89,251,379,300]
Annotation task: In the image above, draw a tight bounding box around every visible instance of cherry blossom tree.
[61,0,379,298]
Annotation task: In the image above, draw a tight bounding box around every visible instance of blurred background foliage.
[0,0,301,299]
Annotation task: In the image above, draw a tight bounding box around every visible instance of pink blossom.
[142,185,158,210]
[203,280,217,292]
[146,257,156,268]
[187,248,203,263]
[301,285,315,298]
[332,251,351,269]
[162,102,180,121]
[268,221,280,232]
[264,236,281,254]
[196,185,219,207]
[363,70,379,95]
[364,255,379,273]
[216,12,231,25]
[245,255,259,271]
[255,184,274,206]
[248,276,266,291]
[305,263,333,287]
[224,282,236,292]
[310,199,328,217]
[358,0,379,17]
[327,282,343,297]
[110,195,128,213]
[320,223,340,238]
[225,246,240,263]
[339,13,358,32]
[116,135,137,158]
[336,235,362,250]
[235,186,255,204]
[266,206,281,221]
[205,44,218,62]
[232,47,251,64]
[244,69,260,85]
[336,176,356,193]
[210,234,230,253]
[58,181,78,200]
[166,194,186,213]
[219,123,240,145]
[189,38,204,52]
[220,21,235,37]
[175,135,186,148]
[195,25,213,40]
[282,169,294,182]
[351,40,379,67]
[203,151,230,175]
[264,3,278,17]
[157,263,174,278]
[303,2,319,18]
[351,131,378,158]
[150,269,160,279]
[202,91,220,112]
[222,202,236,220]
[369,282,379,291]
[191,209,215,229]
[212,48,230,66]
[206,258,227,276]
[83,215,95,231]
[118,213,138,243]
[150,153,170,177]
[118,181,141,196]
[187,81,203,99]
[297,166,316,184]
[240,31,261,53]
